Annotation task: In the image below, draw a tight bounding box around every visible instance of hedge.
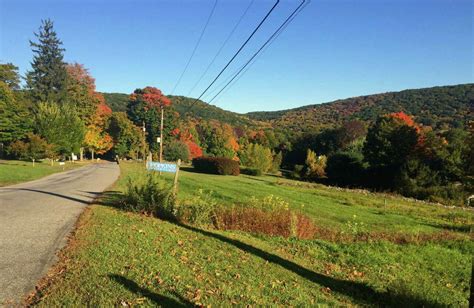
[240,167,262,176]
[192,157,240,176]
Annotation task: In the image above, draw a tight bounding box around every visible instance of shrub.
[176,190,218,226]
[164,140,189,162]
[291,164,304,179]
[192,156,240,175]
[8,133,56,161]
[241,167,262,176]
[120,172,176,219]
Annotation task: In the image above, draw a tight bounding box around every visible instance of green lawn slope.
[30,162,473,306]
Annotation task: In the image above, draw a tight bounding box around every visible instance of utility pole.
[159,106,164,163]
[142,121,146,165]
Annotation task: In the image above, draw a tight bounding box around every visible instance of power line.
[208,0,309,105]
[186,0,255,97]
[224,1,310,101]
[190,0,280,107]
[211,0,309,105]
[171,0,218,95]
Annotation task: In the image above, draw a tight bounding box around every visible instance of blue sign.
[147,161,178,173]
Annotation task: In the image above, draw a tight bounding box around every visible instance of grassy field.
[31,162,473,306]
[0,159,90,186]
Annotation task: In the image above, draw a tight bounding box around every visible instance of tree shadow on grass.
[75,190,125,209]
[175,222,443,307]
[421,221,472,233]
[108,274,192,307]
[91,190,444,306]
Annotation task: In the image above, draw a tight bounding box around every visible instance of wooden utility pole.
[142,121,146,166]
[159,106,164,163]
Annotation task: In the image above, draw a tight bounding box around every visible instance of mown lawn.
[31,162,473,306]
[0,159,90,186]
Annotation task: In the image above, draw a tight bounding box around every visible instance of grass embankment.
[31,162,473,306]
[0,159,90,186]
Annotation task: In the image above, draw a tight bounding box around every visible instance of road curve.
[0,162,120,304]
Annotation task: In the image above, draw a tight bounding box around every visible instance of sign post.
[146,159,181,195]
[173,159,181,195]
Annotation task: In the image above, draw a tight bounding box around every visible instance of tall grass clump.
[120,172,176,219]
[215,195,317,239]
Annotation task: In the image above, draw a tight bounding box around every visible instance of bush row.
[192,156,240,176]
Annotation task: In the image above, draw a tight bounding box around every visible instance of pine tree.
[26,19,67,103]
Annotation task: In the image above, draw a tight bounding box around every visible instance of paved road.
[0,162,120,304]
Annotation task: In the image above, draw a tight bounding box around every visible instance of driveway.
[0,162,120,304]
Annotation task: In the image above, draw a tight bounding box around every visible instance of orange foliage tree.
[171,126,203,160]
[84,97,113,159]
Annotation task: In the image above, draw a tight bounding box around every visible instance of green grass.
[32,162,474,307]
[0,159,89,186]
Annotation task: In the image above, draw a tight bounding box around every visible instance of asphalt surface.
[0,162,120,304]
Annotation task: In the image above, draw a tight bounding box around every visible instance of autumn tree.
[363,112,419,188]
[108,112,146,159]
[304,149,327,180]
[65,63,100,124]
[197,121,239,159]
[83,96,113,159]
[26,19,67,103]
[171,126,203,160]
[127,87,175,157]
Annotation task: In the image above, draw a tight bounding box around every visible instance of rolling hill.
[247,84,474,133]
[103,84,473,134]
[102,93,259,127]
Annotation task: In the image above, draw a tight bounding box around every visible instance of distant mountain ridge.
[246,84,473,133]
[102,83,473,133]
[102,92,261,127]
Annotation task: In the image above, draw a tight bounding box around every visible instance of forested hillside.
[105,84,473,135]
[247,84,474,133]
[101,93,128,112]
[103,93,259,127]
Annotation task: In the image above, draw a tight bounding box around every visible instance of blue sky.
[1,0,472,113]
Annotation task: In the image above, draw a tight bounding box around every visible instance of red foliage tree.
[387,111,424,145]
[186,140,203,159]
[131,86,171,111]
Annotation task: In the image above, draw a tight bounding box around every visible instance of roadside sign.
[147,161,177,173]
[146,160,182,195]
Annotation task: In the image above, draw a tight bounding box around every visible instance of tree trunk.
[91,149,95,160]
[80,147,84,161]
[32,158,35,167]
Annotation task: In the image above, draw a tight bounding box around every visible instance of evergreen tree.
[26,19,67,103]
